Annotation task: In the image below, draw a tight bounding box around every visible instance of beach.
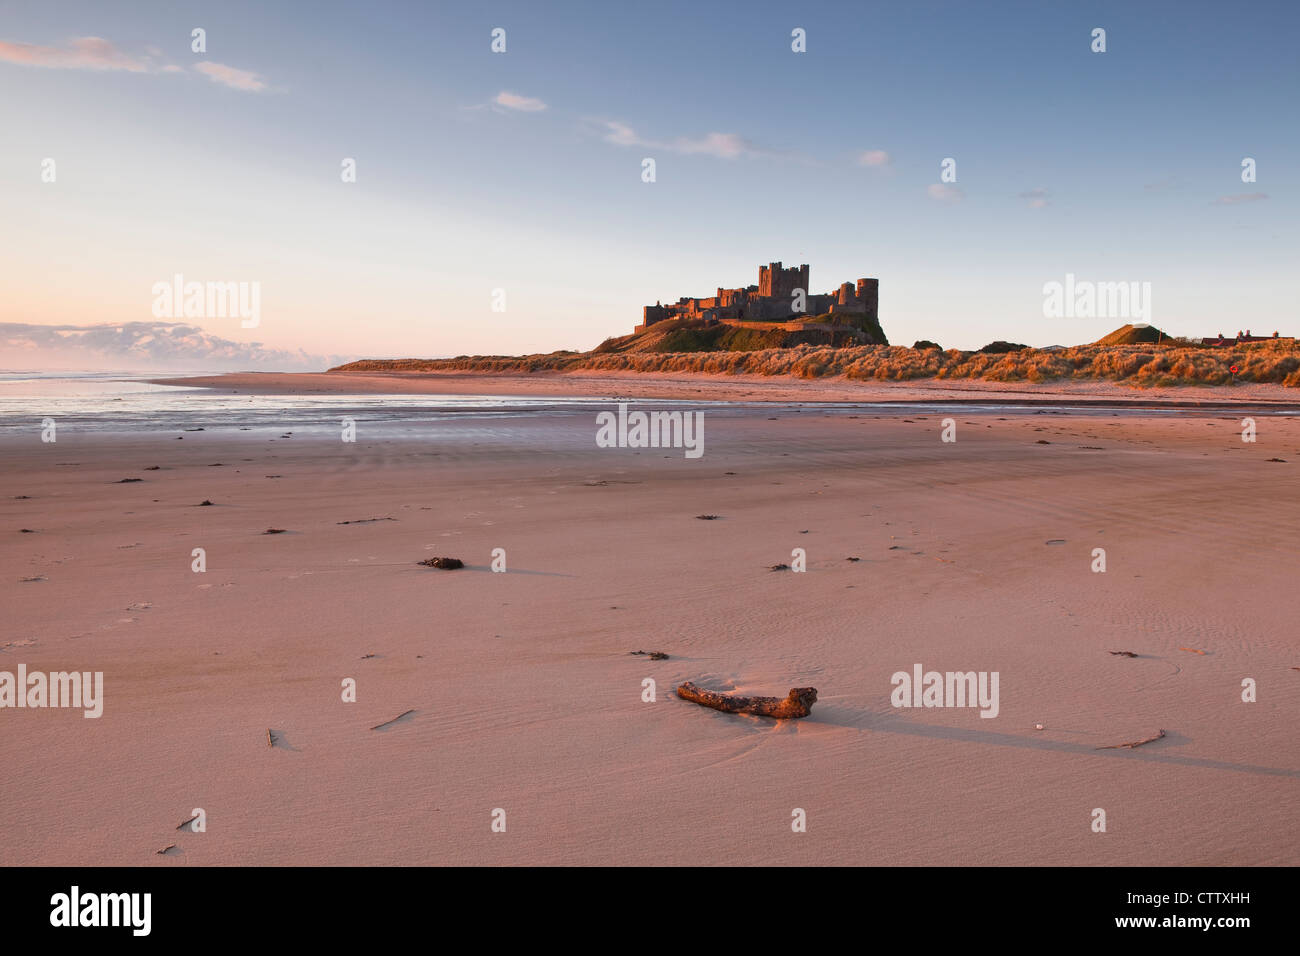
[2,378,1298,865]
[150,369,1300,406]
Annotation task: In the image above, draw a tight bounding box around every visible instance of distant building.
[636,262,879,333]
[1201,330,1292,346]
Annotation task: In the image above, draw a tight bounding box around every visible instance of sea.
[0,370,1288,439]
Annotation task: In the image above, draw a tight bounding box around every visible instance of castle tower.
[758,262,810,299]
[856,278,879,318]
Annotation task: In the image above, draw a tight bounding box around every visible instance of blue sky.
[1,0,1296,366]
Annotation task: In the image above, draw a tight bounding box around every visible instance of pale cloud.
[857,149,891,167]
[494,90,547,112]
[0,36,148,72]
[0,322,335,371]
[672,131,748,159]
[595,120,771,160]
[194,61,267,92]
[1212,192,1269,205]
[600,120,641,147]
[1019,187,1050,208]
[928,183,964,203]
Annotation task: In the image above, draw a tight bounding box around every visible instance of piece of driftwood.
[1109,651,1139,657]
[1178,647,1207,655]
[677,682,817,719]
[156,844,176,855]
[418,557,463,569]
[176,815,198,831]
[1096,728,1165,750]
[371,709,415,731]
[266,728,275,748]
[629,650,669,660]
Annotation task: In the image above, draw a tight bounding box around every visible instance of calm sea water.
[0,370,1280,438]
[0,371,645,435]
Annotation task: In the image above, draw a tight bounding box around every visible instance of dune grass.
[334,339,1300,388]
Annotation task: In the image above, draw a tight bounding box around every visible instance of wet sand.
[3,405,1298,865]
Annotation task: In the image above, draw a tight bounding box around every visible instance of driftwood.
[1096,728,1165,750]
[677,682,817,719]
[1109,651,1139,658]
[176,815,198,831]
[266,728,275,748]
[371,709,415,731]
[156,844,176,855]
[1178,647,1207,655]
[418,557,463,569]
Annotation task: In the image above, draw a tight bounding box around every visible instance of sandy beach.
[3,382,1297,866]
[151,369,1300,407]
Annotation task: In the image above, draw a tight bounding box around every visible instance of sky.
[1,0,1296,368]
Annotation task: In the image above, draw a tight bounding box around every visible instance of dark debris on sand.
[418,557,463,569]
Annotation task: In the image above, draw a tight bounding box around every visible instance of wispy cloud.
[927,183,964,203]
[0,35,270,91]
[1212,192,1269,205]
[494,90,547,112]
[0,36,148,72]
[194,61,267,92]
[0,322,335,371]
[592,119,781,160]
[857,149,891,167]
[1019,187,1050,209]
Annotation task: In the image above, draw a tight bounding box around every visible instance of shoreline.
[149,370,1300,410]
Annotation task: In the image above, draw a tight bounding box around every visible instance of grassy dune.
[334,339,1300,388]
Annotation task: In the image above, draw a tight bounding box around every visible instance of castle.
[636,262,879,333]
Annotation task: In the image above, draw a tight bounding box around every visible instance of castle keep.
[636,262,879,333]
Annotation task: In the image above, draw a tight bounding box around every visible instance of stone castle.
[635,262,879,333]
